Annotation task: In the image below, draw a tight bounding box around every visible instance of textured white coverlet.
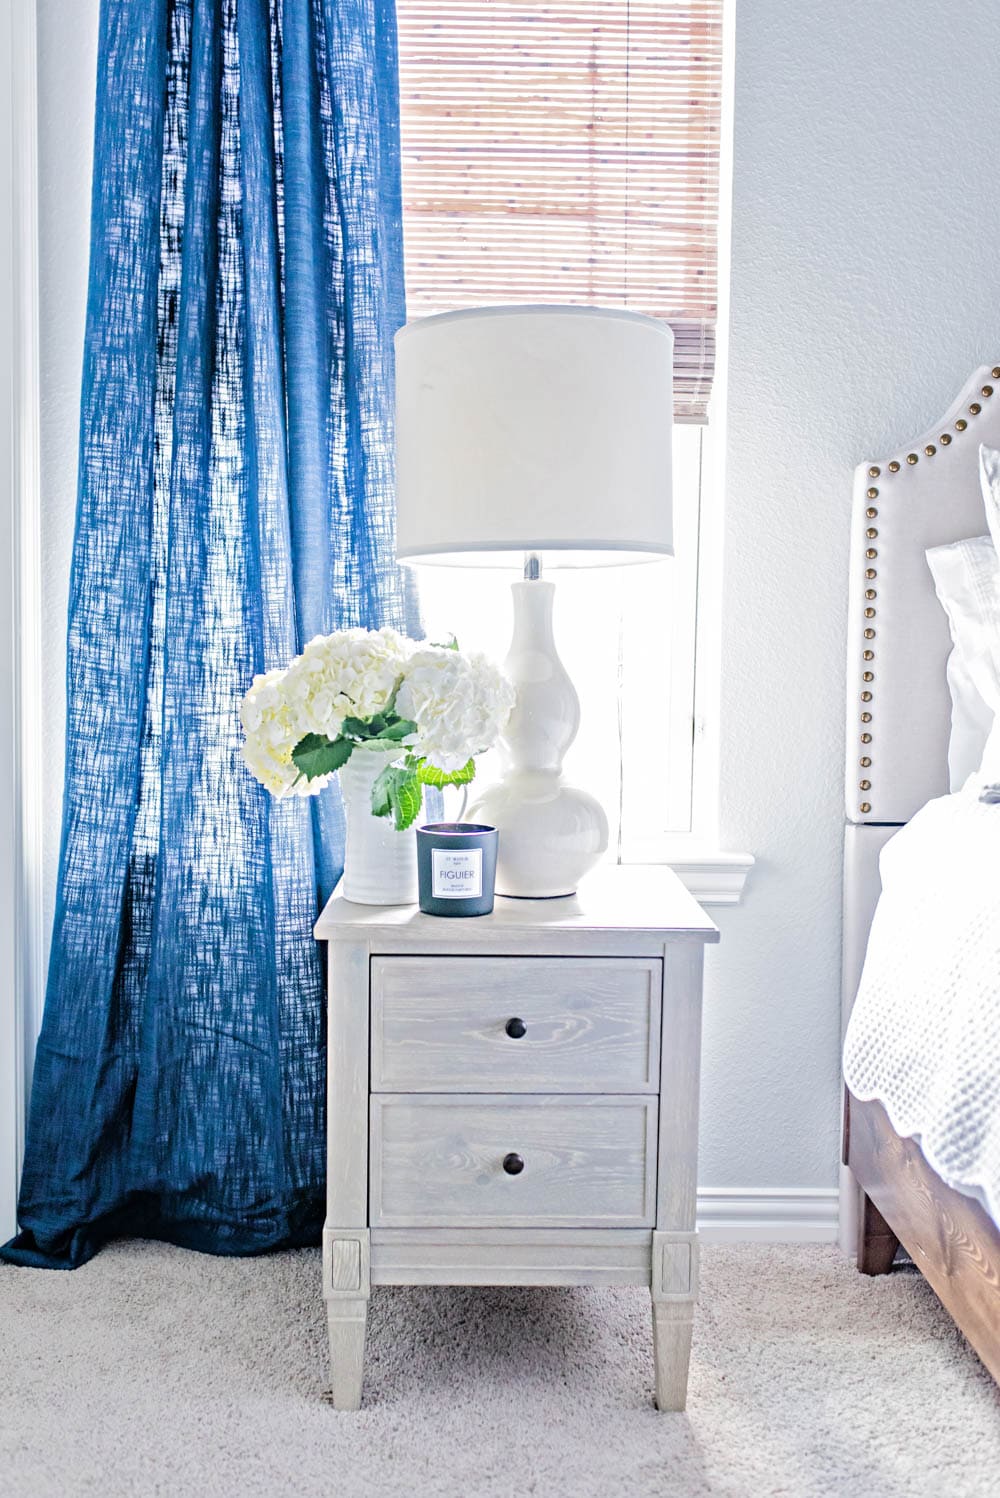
[843,788,1000,1227]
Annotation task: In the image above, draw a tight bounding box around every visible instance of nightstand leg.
[324,1229,371,1410]
[651,1299,694,1411]
[650,1230,698,1412]
[326,1296,368,1411]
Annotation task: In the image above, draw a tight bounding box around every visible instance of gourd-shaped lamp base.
[469,577,609,898]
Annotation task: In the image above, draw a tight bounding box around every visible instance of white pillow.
[942,635,995,787]
[979,716,1000,787]
[981,443,1000,553]
[926,445,1000,791]
[977,445,1000,788]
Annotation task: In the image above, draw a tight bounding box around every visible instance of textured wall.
[36,2,1000,1194]
[702,0,1000,1189]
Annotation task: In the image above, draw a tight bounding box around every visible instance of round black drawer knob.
[502,1152,525,1176]
[504,1017,527,1039]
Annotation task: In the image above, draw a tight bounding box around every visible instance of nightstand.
[314,864,718,1410]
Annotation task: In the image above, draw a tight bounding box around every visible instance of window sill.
[621,850,755,906]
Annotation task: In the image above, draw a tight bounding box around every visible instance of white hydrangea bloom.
[240,628,512,804]
[239,668,325,799]
[396,646,515,773]
[281,626,411,737]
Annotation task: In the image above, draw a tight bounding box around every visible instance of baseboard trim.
[696,1187,839,1243]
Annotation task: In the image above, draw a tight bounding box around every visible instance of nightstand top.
[315,862,719,943]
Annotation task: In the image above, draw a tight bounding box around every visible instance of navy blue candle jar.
[417,823,498,917]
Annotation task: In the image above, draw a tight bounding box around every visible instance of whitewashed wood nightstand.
[314,864,718,1411]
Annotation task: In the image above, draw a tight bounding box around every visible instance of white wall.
[702,0,1000,1193]
[37,0,98,945]
[33,2,1000,1212]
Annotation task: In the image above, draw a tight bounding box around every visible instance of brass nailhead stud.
[925,444,936,456]
[865,569,876,580]
[868,466,881,477]
[956,419,968,431]
[863,608,875,619]
[866,507,878,519]
[860,802,872,814]
[888,461,901,473]
[970,403,982,415]
[861,732,872,743]
[863,671,874,681]
[906,452,919,464]
[866,528,878,539]
[867,487,879,499]
[860,780,871,791]
[985,385,996,397]
[864,628,875,639]
[861,690,873,701]
[865,589,876,599]
[860,756,871,767]
[863,649,874,660]
[940,433,952,445]
[992,367,1000,378]
[866,548,877,559]
[861,711,872,722]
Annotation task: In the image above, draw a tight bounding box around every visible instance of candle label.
[431,847,483,899]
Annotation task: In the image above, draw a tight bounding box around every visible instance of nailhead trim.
[856,364,1000,817]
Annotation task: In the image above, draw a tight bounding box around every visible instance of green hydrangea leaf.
[417,757,476,788]
[391,773,423,830]
[375,717,417,741]
[370,763,395,818]
[291,734,353,780]
[370,764,423,830]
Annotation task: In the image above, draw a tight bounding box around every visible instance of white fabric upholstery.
[840,823,897,1032]
[844,364,1000,824]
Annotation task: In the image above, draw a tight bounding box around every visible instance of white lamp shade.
[394,305,674,567]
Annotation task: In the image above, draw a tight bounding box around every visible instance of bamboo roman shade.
[396,1,723,424]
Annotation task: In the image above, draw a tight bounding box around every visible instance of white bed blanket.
[843,788,1000,1227]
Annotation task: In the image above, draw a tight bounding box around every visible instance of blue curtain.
[2,0,415,1270]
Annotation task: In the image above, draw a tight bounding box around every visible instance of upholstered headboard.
[845,362,1000,826]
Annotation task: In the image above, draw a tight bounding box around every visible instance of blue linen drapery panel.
[2,0,416,1270]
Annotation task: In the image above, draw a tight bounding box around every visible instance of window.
[396,1,724,857]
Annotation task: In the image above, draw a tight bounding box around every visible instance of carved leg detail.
[324,1228,371,1410]
[857,1192,899,1276]
[651,1230,698,1412]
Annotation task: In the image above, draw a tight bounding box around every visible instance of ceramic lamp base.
[469,770,608,898]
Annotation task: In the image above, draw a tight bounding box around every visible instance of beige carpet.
[1,1241,997,1497]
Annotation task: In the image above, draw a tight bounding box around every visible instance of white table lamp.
[394,305,674,897]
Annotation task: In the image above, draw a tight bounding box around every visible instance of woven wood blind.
[396,1,723,424]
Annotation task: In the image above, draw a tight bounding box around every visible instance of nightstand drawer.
[370,957,661,1093]
[369,1094,658,1228]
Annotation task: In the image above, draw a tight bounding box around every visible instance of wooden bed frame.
[841,362,1000,1379]
[845,1093,1000,1381]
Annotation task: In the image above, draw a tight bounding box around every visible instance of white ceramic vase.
[339,745,418,905]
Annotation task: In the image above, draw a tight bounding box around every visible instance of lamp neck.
[523,550,543,581]
[500,577,579,772]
